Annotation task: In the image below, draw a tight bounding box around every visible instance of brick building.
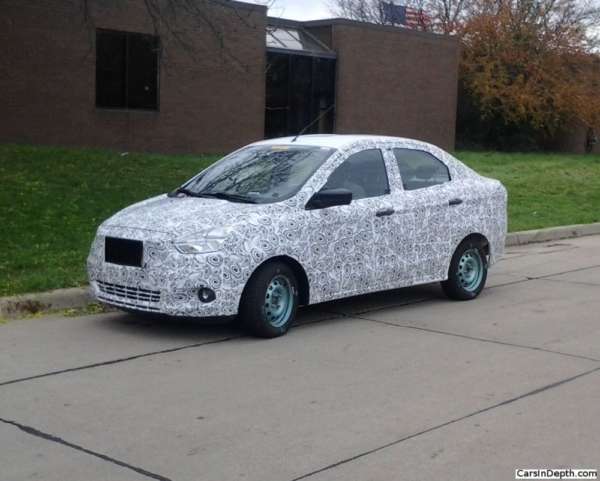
[1,0,460,154]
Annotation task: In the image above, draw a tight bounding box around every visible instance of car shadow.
[98,311,239,342]
[294,283,447,330]
[97,283,445,341]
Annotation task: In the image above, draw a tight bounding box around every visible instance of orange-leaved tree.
[459,0,600,148]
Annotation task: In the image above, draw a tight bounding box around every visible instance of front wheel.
[442,239,488,300]
[239,261,299,338]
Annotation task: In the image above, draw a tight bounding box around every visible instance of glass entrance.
[265,26,337,139]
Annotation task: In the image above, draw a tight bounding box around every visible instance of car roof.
[252,134,436,151]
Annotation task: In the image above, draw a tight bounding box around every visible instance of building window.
[96,29,159,110]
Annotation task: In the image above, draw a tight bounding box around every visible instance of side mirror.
[305,188,353,210]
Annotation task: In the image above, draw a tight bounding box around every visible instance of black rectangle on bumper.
[105,237,143,267]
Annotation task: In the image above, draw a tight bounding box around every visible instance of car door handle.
[376,208,395,217]
[449,198,463,206]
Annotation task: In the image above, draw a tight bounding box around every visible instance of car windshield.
[182,145,336,204]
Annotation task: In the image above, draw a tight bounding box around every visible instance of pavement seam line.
[487,278,531,289]
[0,312,349,388]
[345,314,600,363]
[502,246,579,260]
[0,336,238,388]
[2,262,598,388]
[486,264,600,290]
[531,277,600,288]
[0,417,173,481]
[0,299,433,388]
[289,365,600,481]
[533,264,600,280]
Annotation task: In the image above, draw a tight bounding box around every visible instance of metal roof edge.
[268,16,458,43]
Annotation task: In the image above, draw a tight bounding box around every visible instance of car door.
[305,148,395,302]
[391,147,455,284]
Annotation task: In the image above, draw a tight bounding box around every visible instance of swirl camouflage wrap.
[87,135,507,317]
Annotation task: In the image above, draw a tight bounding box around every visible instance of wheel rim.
[457,248,484,292]
[264,275,294,328]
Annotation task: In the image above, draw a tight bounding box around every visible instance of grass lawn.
[1,144,599,297]
[457,151,600,232]
[1,144,218,297]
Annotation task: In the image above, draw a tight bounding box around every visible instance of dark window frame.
[323,149,391,201]
[96,28,161,112]
[393,148,452,191]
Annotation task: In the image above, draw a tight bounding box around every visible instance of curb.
[2,222,600,320]
[505,222,600,247]
[0,287,92,320]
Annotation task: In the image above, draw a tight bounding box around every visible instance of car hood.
[102,194,276,238]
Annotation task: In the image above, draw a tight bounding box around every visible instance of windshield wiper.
[168,187,201,198]
[197,191,258,204]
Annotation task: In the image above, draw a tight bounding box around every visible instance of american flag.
[381,1,432,30]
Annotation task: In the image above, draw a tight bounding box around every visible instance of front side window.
[96,29,159,110]
[393,149,450,191]
[322,149,390,200]
[183,145,335,204]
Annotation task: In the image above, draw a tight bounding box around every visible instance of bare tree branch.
[78,0,274,71]
[328,0,600,36]
[327,0,471,33]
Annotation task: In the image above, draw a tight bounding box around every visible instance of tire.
[239,261,299,338]
[442,238,488,301]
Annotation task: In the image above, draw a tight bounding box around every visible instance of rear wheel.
[442,239,488,300]
[239,261,299,338]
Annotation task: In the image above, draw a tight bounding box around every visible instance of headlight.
[175,227,233,255]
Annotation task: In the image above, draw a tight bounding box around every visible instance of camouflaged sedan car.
[88,135,507,337]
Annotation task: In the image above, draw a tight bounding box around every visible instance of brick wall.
[318,20,459,151]
[0,0,267,154]
[2,5,461,154]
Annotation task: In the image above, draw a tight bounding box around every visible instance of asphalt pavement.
[1,235,599,481]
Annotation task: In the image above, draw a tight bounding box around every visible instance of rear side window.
[393,149,450,191]
[323,149,390,200]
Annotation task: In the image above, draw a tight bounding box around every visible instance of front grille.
[105,237,143,267]
[97,281,160,306]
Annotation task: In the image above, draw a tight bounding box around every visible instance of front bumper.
[87,226,249,317]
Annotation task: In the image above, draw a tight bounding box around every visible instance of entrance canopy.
[266,26,336,58]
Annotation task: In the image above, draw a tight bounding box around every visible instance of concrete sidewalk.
[1,235,599,481]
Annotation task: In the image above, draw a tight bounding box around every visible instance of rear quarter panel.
[450,177,508,269]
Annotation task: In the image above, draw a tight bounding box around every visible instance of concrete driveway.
[1,236,599,481]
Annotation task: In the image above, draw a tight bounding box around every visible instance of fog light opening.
[198,287,216,303]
